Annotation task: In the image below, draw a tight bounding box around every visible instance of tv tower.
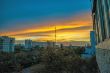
[55,26,56,45]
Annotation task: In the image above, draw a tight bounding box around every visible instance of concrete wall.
[96,48,110,73]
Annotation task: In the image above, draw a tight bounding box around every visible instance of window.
[104,0,110,38]
[107,0,110,37]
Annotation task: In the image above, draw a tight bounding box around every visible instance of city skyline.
[0,0,92,42]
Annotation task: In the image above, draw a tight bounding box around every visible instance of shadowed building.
[92,0,110,73]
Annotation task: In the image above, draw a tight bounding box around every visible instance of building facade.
[92,0,110,73]
[0,36,15,52]
[25,39,33,50]
[32,42,48,48]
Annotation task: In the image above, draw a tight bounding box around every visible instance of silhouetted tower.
[55,26,56,45]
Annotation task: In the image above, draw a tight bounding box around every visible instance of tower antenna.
[55,26,56,45]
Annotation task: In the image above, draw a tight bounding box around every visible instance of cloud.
[10,25,92,36]
[0,11,92,42]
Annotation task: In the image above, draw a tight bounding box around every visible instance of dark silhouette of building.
[92,0,110,73]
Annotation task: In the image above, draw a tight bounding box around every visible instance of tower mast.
[55,26,56,46]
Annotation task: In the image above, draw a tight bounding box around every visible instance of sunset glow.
[0,12,92,42]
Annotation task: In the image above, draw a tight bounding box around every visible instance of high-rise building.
[92,0,110,73]
[0,36,15,52]
[81,31,96,58]
[90,31,96,53]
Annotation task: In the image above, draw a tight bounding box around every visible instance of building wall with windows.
[0,36,15,52]
[93,0,110,43]
[92,0,110,73]
[0,38,3,51]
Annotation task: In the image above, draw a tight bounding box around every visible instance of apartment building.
[92,0,110,73]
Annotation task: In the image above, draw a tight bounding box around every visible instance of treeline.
[37,47,99,73]
[0,47,99,73]
[0,48,40,73]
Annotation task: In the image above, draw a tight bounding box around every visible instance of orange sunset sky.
[0,0,92,42]
[0,12,92,42]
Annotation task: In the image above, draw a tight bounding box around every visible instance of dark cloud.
[10,25,92,37]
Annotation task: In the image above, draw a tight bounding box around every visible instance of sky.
[0,0,92,42]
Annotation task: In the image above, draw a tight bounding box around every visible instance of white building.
[0,36,15,53]
[32,41,47,48]
[33,41,56,48]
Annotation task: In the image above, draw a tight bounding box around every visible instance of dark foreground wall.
[96,48,110,73]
